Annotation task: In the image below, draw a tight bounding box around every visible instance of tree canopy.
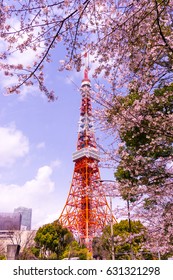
[109,84,173,256]
[62,240,92,260]
[34,221,74,259]
[0,1,173,100]
[92,220,153,260]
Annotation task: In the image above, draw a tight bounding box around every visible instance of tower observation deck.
[58,61,112,251]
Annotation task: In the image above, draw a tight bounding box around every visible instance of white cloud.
[50,159,61,168]
[0,124,29,167]
[35,211,61,229]
[0,165,58,228]
[36,142,45,149]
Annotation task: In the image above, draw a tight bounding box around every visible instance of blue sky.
[0,41,117,229]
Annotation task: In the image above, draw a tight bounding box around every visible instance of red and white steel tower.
[58,56,112,250]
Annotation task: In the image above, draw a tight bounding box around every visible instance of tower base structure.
[59,156,112,250]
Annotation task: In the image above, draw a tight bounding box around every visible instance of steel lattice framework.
[58,65,112,250]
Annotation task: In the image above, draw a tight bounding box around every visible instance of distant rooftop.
[0,213,21,230]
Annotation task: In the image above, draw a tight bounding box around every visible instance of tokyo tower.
[58,56,112,250]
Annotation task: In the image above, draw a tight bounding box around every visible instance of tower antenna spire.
[84,52,89,80]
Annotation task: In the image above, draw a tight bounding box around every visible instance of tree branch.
[155,0,173,54]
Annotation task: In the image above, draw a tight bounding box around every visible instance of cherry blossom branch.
[155,0,173,54]
[6,0,91,99]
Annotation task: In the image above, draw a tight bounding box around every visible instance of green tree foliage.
[34,221,74,259]
[92,220,153,260]
[110,84,173,204]
[0,254,6,260]
[109,84,173,255]
[62,240,92,260]
[18,247,38,260]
